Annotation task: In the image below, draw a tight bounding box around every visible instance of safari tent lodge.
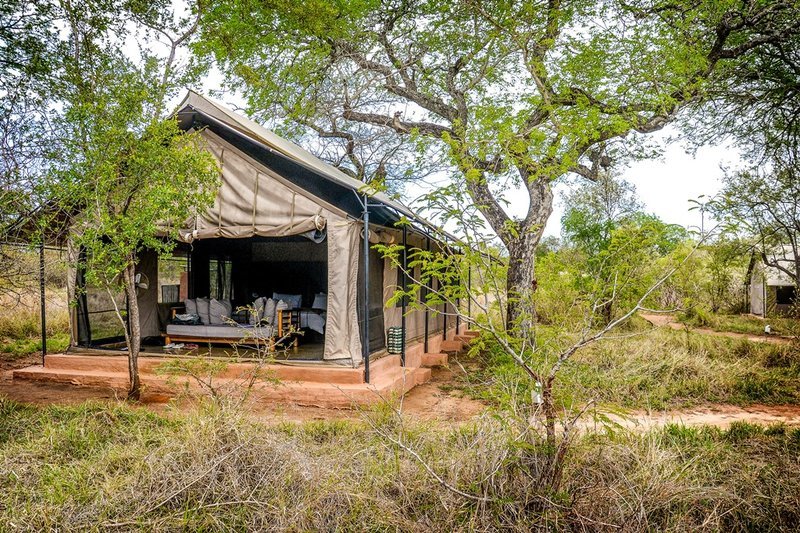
[14,92,472,405]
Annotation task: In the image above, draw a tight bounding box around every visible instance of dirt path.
[0,354,123,405]
[585,403,800,431]
[639,313,794,345]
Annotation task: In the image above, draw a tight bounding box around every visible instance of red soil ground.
[0,353,486,424]
[639,313,795,345]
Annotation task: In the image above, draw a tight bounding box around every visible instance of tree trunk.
[506,238,538,330]
[504,180,553,330]
[601,299,613,325]
[122,263,141,400]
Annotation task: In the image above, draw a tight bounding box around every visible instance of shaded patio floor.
[75,340,327,363]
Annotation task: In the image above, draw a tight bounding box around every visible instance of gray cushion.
[262,297,277,325]
[249,296,266,325]
[273,292,302,309]
[184,299,197,315]
[209,298,232,325]
[195,297,211,324]
[275,299,288,314]
[312,293,327,310]
[166,323,274,340]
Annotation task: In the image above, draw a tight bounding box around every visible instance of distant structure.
[747,247,797,317]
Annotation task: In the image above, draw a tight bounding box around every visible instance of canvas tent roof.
[174,91,451,238]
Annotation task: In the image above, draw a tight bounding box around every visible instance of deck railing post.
[423,236,430,353]
[401,225,407,366]
[362,196,371,383]
[456,298,460,335]
[39,242,47,364]
[467,267,472,318]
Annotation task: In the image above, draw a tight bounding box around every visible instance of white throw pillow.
[195,297,211,325]
[272,292,302,309]
[209,298,232,325]
[262,298,278,325]
[312,293,327,310]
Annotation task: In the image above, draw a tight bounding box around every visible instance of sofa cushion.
[273,292,302,309]
[184,299,197,316]
[195,297,211,325]
[262,298,277,325]
[312,293,327,310]
[248,297,265,325]
[209,298,232,325]
[166,323,274,340]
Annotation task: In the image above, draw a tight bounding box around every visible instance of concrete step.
[421,352,448,367]
[14,366,130,388]
[43,354,364,385]
[440,339,464,353]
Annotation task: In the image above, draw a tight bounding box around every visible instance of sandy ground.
[579,403,800,431]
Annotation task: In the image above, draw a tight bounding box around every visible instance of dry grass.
[0,399,797,531]
[0,289,70,357]
[569,422,800,531]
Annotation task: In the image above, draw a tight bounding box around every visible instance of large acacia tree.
[197,0,800,328]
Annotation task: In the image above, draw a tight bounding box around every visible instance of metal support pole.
[443,300,447,341]
[456,297,460,335]
[423,236,430,353]
[362,197,371,383]
[467,267,472,317]
[400,225,407,366]
[39,242,47,363]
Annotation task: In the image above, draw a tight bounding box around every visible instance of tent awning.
[173,91,457,241]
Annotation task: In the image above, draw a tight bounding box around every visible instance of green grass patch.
[0,332,70,358]
[459,328,800,411]
[0,289,71,357]
[678,310,800,337]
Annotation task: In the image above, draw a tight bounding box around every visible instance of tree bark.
[503,179,553,330]
[601,300,614,325]
[506,237,538,330]
[122,262,141,400]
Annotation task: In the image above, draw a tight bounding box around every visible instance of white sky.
[543,131,742,237]
[400,126,741,239]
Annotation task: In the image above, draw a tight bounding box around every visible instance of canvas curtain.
[324,218,362,363]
